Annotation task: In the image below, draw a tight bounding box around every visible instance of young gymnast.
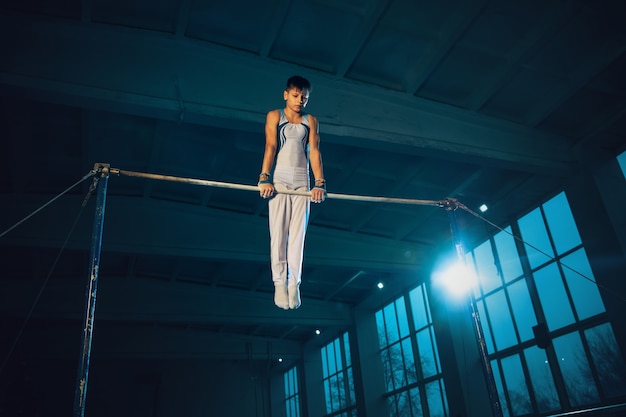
[257,75,326,309]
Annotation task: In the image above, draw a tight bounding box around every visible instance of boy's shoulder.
[305,113,317,124]
[266,109,281,123]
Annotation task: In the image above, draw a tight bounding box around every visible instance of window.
[321,332,357,417]
[470,191,626,416]
[618,150,626,178]
[285,366,300,417]
[376,284,449,417]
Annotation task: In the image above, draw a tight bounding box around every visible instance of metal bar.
[546,403,626,416]
[73,164,110,417]
[110,167,445,207]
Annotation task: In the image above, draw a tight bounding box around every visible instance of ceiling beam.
[8,323,305,364]
[0,14,575,175]
[1,194,425,270]
[11,320,303,360]
[0,277,353,327]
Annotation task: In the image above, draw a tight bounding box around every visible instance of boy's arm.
[308,115,325,202]
[261,110,279,173]
[259,110,279,196]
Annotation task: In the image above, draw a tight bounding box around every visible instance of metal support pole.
[73,164,110,417]
[445,200,503,417]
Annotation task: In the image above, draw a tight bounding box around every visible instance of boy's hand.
[259,182,275,199]
[311,185,326,204]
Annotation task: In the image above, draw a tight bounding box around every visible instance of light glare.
[479,204,488,212]
[432,261,477,299]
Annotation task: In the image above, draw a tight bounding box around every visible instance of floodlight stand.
[444,199,503,417]
[73,163,110,417]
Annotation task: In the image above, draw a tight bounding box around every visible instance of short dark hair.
[286,75,311,92]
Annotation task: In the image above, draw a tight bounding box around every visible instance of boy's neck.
[283,107,302,121]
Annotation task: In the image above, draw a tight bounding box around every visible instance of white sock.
[288,284,301,309]
[274,284,289,310]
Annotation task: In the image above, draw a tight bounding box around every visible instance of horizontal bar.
[109,167,446,208]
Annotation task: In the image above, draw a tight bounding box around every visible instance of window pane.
[617,150,626,178]
[478,300,495,354]
[553,332,600,406]
[334,339,343,372]
[523,346,559,413]
[543,192,581,255]
[390,342,406,389]
[381,348,393,392]
[485,290,517,351]
[417,328,437,378]
[426,380,446,417]
[389,391,411,417]
[330,375,340,412]
[338,373,346,410]
[347,367,356,405]
[533,263,575,331]
[396,297,410,338]
[585,323,626,398]
[407,386,422,417]
[284,367,300,417]
[376,310,387,347]
[344,333,352,367]
[494,227,523,282]
[387,395,397,416]
[473,240,502,294]
[410,286,428,330]
[328,342,337,375]
[518,208,553,269]
[403,338,417,385]
[392,390,409,417]
[507,279,536,342]
[492,360,511,417]
[398,391,409,416]
[287,398,298,417]
[324,379,332,414]
[431,330,442,374]
[561,248,605,319]
[501,354,532,415]
[321,346,329,377]
[285,367,296,394]
[385,303,400,344]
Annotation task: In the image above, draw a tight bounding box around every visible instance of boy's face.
[284,87,310,112]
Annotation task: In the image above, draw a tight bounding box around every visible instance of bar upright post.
[443,198,503,417]
[73,164,110,417]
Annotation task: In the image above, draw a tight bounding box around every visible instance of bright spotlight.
[315,329,321,335]
[479,204,488,213]
[377,282,384,289]
[432,261,477,299]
